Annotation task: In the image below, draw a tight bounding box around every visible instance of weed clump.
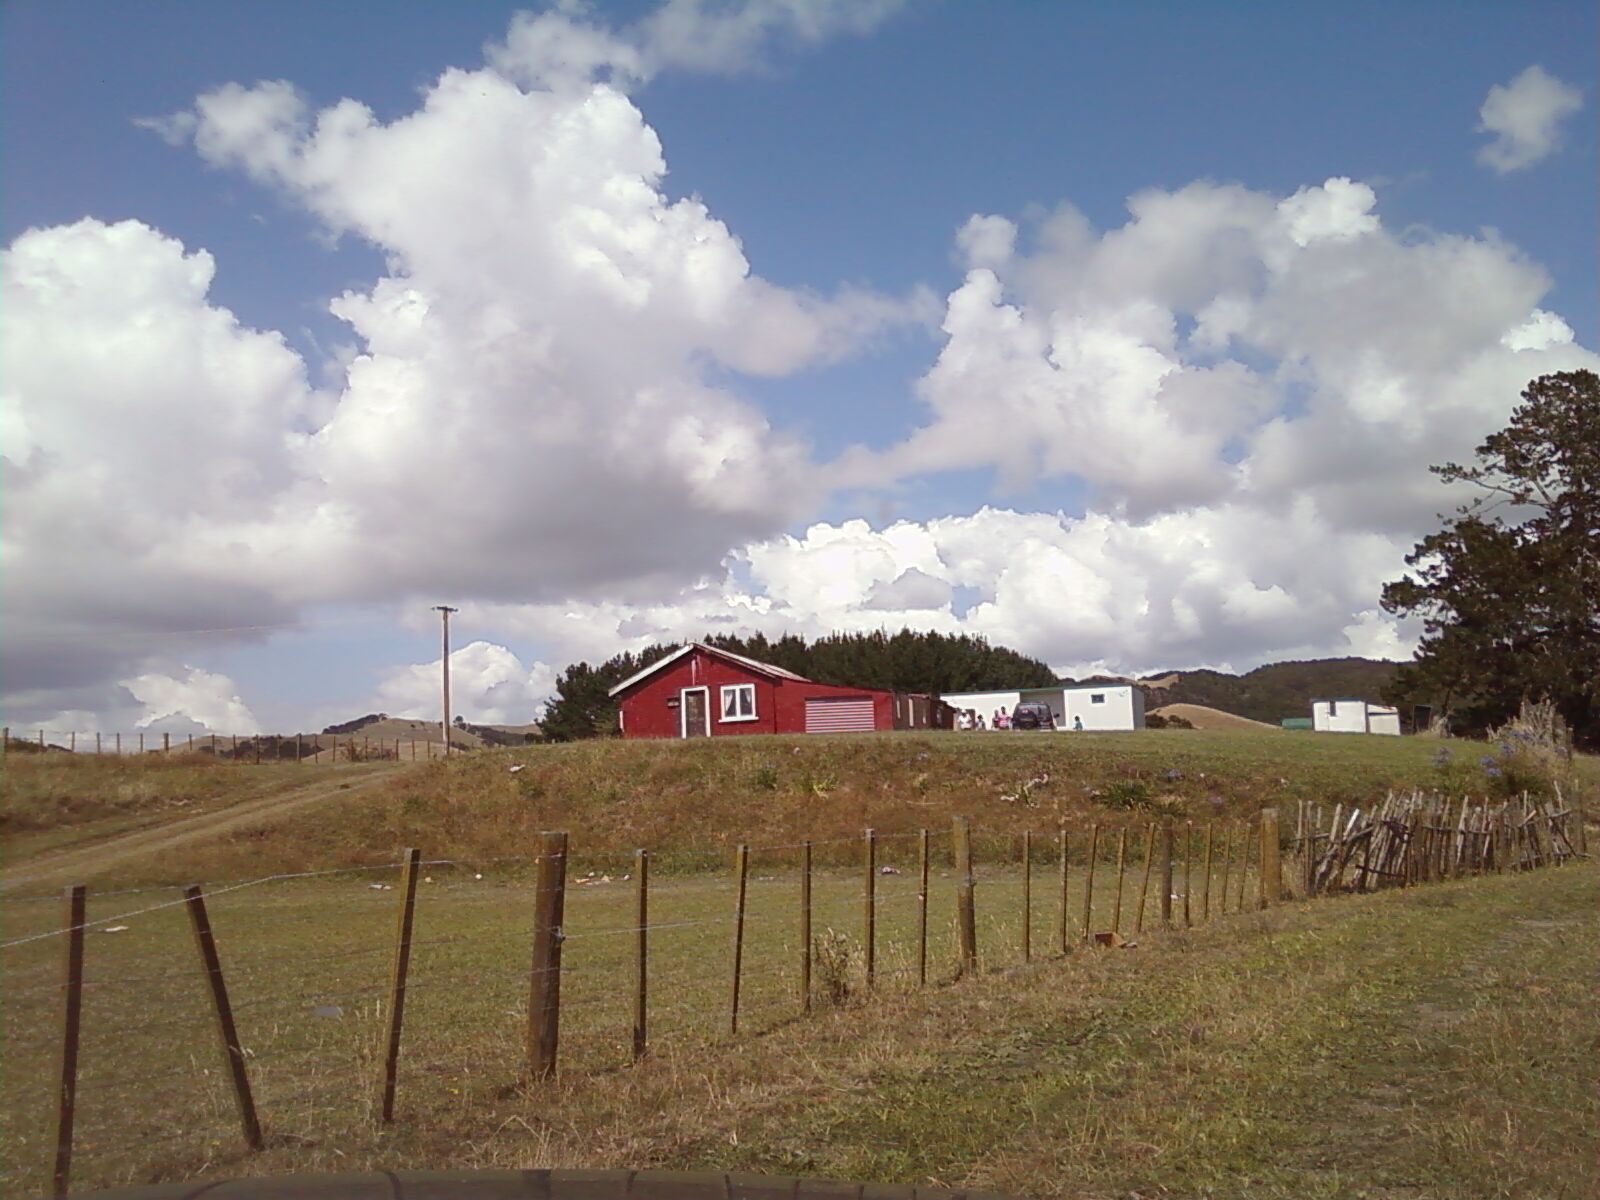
[812,928,858,1007]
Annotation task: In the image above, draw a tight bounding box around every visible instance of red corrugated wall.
[615,647,893,739]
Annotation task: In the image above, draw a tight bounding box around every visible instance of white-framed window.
[1091,693,1105,704]
[720,683,757,722]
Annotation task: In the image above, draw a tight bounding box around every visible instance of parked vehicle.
[1010,701,1055,730]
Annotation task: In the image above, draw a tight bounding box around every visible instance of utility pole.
[433,606,458,756]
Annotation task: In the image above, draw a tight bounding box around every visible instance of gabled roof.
[608,642,811,697]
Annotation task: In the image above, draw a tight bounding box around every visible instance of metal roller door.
[804,697,875,733]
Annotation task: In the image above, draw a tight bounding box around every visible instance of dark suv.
[1011,701,1056,730]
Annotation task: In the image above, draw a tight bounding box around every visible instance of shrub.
[812,929,857,1007]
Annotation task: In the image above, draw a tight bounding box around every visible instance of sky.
[2,0,1596,736]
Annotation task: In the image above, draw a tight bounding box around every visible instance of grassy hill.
[1133,657,1400,724]
[15,726,1588,888]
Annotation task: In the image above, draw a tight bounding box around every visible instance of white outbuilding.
[1311,699,1400,735]
[939,684,1146,731]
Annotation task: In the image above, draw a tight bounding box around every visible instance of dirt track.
[0,767,399,895]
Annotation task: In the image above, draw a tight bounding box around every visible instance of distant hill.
[1122,658,1402,725]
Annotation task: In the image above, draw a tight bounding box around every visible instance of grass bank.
[42,728,1597,887]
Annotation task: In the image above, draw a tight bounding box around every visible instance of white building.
[939,684,1146,731]
[1311,699,1401,736]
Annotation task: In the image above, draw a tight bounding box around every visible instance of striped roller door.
[804,697,876,733]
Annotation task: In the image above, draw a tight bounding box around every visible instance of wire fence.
[0,727,476,764]
[0,793,1585,1199]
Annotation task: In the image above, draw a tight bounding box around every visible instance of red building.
[609,643,898,738]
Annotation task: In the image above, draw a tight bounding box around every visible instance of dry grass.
[13,728,1592,889]
[2,851,1590,1199]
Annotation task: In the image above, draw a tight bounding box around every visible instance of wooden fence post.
[1112,827,1128,935]
[1081,823,1100,943]
[186,734,193,754]
[1021,831,1032,963]
[1057,829,1070,954]
[295,733,302,764]
[1218,822,1234,914]
[1237,820,1254,911]
[95,733,101,756]
[526,832,568,1080]
[953,817,977,976]
[633,849,648,1060]
[1182,821,1193,927]
[184,885,263,1150]
[800,840,812,1012]
[916,829,929,987]
[115,732,122,756]
[863,828,876,987]
[1,726,8,755]
[1160,821,1175,927]
[1259,809,1282,908]
[163,732,170,755]
[49,885,87,1199]
[1135,822,1155,933]
[138,732,144,755]
[730,843,749,1033]
[1202,821,1214,920]
[378,848,422,1123]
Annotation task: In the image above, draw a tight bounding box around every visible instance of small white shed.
[1311,699,1400,736]
[1060,684,1146,731]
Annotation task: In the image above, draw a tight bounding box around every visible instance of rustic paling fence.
[0,793,1586,1199]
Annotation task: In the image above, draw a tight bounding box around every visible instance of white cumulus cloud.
[371,641,557,725]
[1476,65,1584,173]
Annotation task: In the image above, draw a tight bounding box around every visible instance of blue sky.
[3,1,1595,734]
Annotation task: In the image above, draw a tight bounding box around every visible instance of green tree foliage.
[539,630,1056,740]
[1381,370,1600,749]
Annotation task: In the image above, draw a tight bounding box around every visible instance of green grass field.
[2,729,1594,1198]
[2,853,1592,1199]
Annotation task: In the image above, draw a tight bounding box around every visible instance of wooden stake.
[953,816,977,976]
[1160,821,1174,927]
[730,843,750,1033]
[1182,821,1193,928]
[378,848,421,1123]
[1218,822,1234,914]
[1202,821,1214,921]
[633,849,648,1060]
[1259,809,1281,908]
[863,828,876,987]
[49,885,87,1199]
[1237,820,1253,911]
[163,732,170,755]
[1135,822,1155,933]
[916,829,929,987]
[1057,829,1070,954]
[184,885,263,1150]
[526,832,567,1079]
[1021,831,1032,963]
[1081,823,1100,943]
[800,840,812,1012]
[1111,827,1128,934]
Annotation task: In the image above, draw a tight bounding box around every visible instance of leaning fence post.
[1134,822,1155,934]
[863,828,876,987]
[526,832,568,1080]
[633,848,648,1060]
[49,885,87,1200]
[1112,827,1129,935]
[800,840,812,1012]
[378,848,422,1123]
[184,885,263,1150]
[1259,809,1282,908]
[730,843,749,1033]
[1056,829,1070,954]
[916,829,929,986]
[953,816,977,976]
[1081,823,1100,943]
[1160,821,1175,927]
